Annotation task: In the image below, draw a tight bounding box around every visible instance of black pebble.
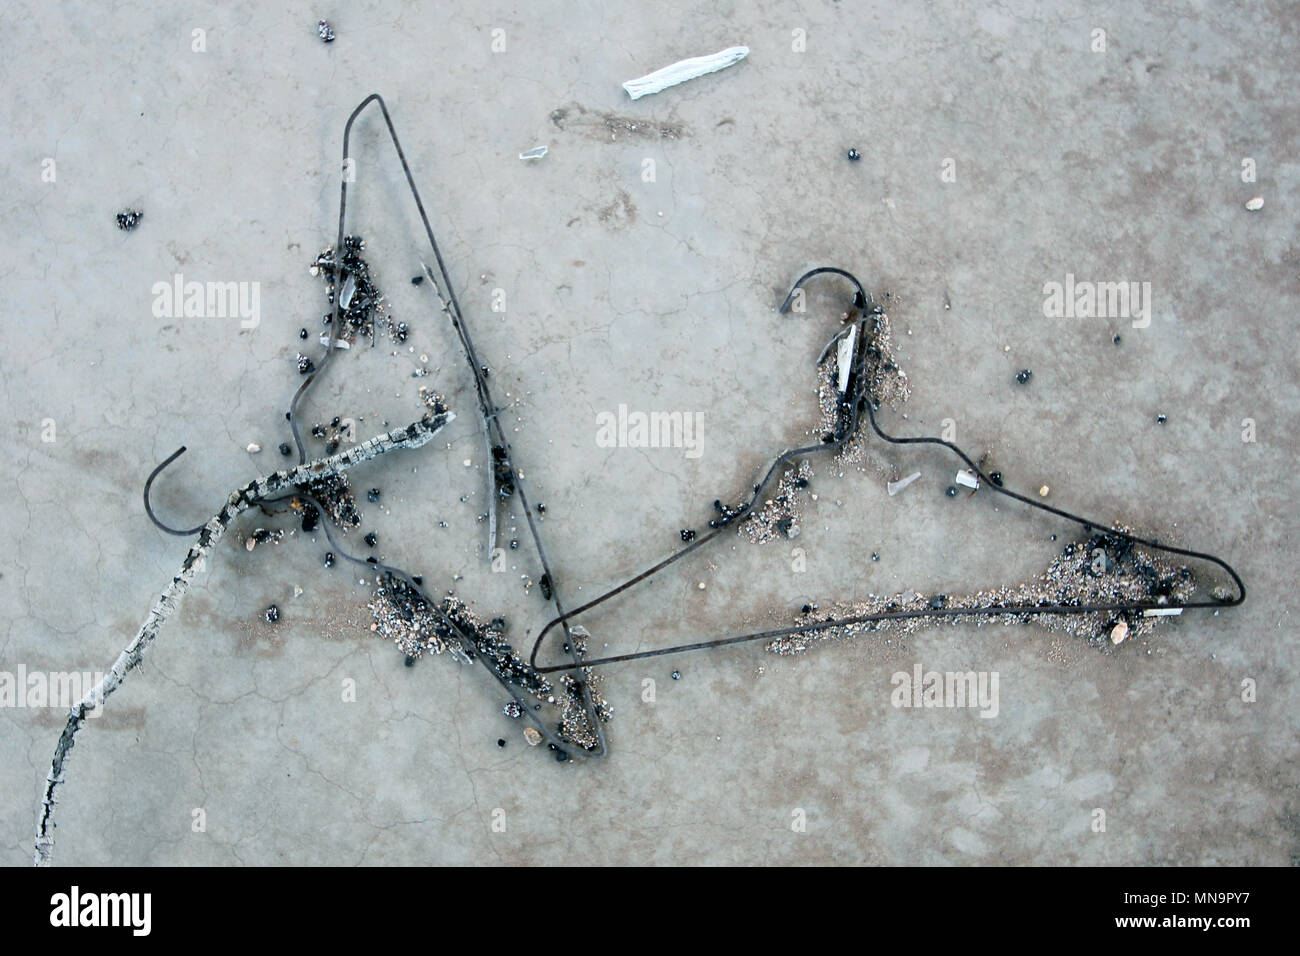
[299,328,308,340]
[509,539,519,550]
[364,532,377,547]
[412,575,423,586]
[1015,369,1032,385]
[279,442,291,456]
[411,275,424,285]
[794,477,809,489]
[871,552,879,561]
[115,209,143,231]
[847,148,861,161]
[404,655,415,667]
[1113,335,1122,345]
[989,471,1003,487]
[539,574,553,600]
[324,552,335,567]
[680,528,696,542]
[264,604,279,623]
[497,738,506,748]
[671,670,680,680]
[367,488,380,502]
[555,751,570,762]
[1156,414,1167,424]
[946,486,958,497]
[536,503,546,515]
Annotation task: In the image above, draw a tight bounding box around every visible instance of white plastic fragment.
[955,469,980,490]
[622,46,749,100]
[318,332,351,349]
[836,323,858,393]
[339,273,356,309]
[1143,607,1184,617]
[887,472,922,496]
[1245,196,1264,211]
[519,145,548,160]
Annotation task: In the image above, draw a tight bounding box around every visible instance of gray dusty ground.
[2,1,1297,865]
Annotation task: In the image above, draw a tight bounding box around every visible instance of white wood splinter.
[887,472,922,496]
[623,46,749,100]
[836,323,858,394]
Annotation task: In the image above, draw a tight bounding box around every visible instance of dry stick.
[33,413,453,866]
[421,263,498,555]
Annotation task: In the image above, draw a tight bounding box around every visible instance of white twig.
[33,413,452,866]
[622,46,749,100]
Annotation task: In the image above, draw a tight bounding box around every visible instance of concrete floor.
[2,1,1296,866]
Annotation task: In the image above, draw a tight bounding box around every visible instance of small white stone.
[463,459,472,467]
[1038,485,1050,497]
[1245,196,1264,211]
[1110,620,1129,645]
[246,443,261,453]
[698,581,706,590]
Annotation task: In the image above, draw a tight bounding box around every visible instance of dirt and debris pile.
[741,460,813,543]
[769,527,1197,654]
[817,309,910,462]
[368,579,610,751]
[309,236,406,345]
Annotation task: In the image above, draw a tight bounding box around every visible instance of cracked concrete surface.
[2,1,1297,865]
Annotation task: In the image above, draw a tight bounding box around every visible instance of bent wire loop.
[526,268,1245,675]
